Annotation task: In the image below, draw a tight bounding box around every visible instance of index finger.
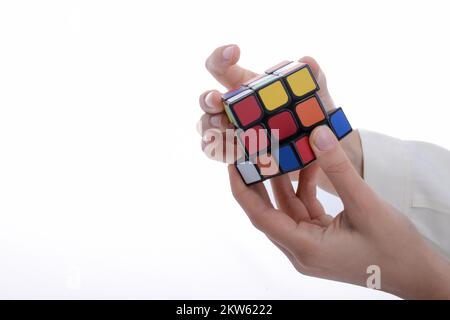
[205,45,257,89]
[228,165,298,247]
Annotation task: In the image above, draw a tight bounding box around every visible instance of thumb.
[309,126,368,205]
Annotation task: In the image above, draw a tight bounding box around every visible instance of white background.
[1,0,449,299]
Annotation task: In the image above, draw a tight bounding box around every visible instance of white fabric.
[360,130,450,257]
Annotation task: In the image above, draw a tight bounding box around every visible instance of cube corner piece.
[235,160,262,186]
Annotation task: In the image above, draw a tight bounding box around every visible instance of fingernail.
[202,129,214,142]
[203,128,220,142]
[313,126,336,151]
[202,133,210,142]
[210,114,221,127]
[222,45,235,61]
[205,91,216,110]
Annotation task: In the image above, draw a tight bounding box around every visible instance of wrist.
[417,251,450,299]
[388,245,450,299]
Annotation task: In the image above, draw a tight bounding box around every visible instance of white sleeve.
[359,130,450,258]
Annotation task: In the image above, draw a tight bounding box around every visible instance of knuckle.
[300,179,317,199]
[317,69,327,87]
[231,185,245,202]
[199,90,210,107]
[235,203,264,230]
[298,251,317,270]
[200,113,210,123]
[294,263,312,276]
[205,57,221,76]
[291,239,318,268]
[324,157,351,175]
[292,263,304,274]
[204,57,212,71]
[248,215,264,231]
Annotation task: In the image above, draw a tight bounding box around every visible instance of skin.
[198,45,450,299]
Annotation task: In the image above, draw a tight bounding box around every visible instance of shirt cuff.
[359,129,410,213]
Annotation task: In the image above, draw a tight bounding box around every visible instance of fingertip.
[299,56,320,77]
[200,90,224,114]
[206,44,240,72]
[205,90,223,111]
[222,44,240,64]
[231,45,241,64]
[309,125,338,154]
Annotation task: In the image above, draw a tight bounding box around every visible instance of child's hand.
[228,125,450,299]
[198,45,363,193]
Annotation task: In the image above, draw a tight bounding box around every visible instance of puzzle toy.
[222,60,352,185]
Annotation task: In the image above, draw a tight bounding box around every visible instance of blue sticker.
[330,108,352,139]
[274,145,301,172]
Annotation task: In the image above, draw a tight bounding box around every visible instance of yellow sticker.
[286,68,317,97]
[258,81,289,111]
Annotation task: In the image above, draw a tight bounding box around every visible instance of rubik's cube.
[222,60,352,185]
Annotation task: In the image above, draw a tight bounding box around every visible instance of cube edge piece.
[223,102,238,126]
[222,85,249,100]
[272,143,303,174]
[222,88,264,129]
[264,60,293,75]
[248,74,281,91]
[328,107,353,140]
